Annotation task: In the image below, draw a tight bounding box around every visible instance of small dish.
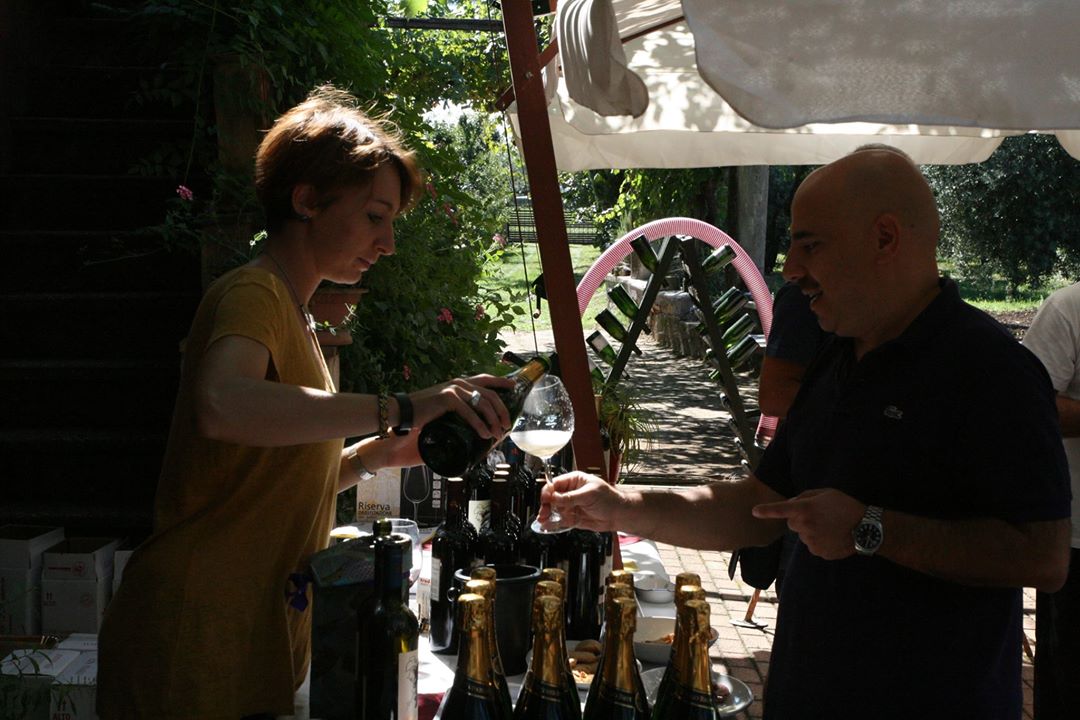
[632,571,676,604]
[632,616,718,664]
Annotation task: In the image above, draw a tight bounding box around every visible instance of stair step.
[8,117,195,175]
[0,359,180,429]
[0,174,175,232]
[0,291,199,361]
[0,231,200,292]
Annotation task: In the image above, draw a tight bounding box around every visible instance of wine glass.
[401,466,433,524]
[389,518,423,586]
[510,375,575,534]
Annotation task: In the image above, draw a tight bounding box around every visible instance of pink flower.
[402,363,411,381]
[425,182,437,199]
[176,185,194,202]
[441,202,458,226]
[475,304,486,320]
[437,307,454,324]
[492,233,506,248]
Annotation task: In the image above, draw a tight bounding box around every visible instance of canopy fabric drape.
[509,0,1080,169]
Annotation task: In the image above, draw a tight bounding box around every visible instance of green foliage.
[926,135,1080,295]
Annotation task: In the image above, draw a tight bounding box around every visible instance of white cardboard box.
[0,647,82,720]
[51,650,98,720]
[111,550,135,596]
[0,525,65,635]
[41,538,120,635]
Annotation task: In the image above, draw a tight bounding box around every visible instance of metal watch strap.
[854,504,885,556]
[392,392,413,436]
[348,448,376,481]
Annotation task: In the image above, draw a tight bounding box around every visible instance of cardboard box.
[354,467,446,528]
[0,525,65,635]
[51,650,98,720]
[112,549,135,597]
[41,538,121,635]
[0,647,81,720]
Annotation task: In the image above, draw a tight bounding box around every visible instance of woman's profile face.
[308,163,402,285]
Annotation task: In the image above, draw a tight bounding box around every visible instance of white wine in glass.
[510,375,575,534]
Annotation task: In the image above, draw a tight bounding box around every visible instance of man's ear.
[873,212,902,261]
[291,184,320,220]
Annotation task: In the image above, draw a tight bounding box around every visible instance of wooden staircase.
[0,1,203,537]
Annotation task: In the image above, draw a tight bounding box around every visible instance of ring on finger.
[468,389,482,408]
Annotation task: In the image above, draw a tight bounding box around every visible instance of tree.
[925,135,1080,295]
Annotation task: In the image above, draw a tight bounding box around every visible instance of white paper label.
[430,556,442,599]
[468,499,491,533]
[399,649,418,720]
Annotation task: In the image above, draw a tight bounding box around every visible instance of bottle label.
[398,649,419,720]
[430,556,442,598]
[463,677,497,700]
[468,499,491,533]
[599,684,638,709]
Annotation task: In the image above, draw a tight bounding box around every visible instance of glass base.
[530,515,572,535]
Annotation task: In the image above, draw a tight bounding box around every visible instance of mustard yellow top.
[97,266,341,718]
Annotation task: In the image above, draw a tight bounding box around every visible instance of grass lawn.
[483,242,610,334]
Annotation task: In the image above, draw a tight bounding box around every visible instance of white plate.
[638,666,754,716]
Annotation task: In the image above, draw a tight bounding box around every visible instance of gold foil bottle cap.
[534,579,563,600]
[471,566,497,582]
[606,569,635,589]
[675,572,701,589]
[457,593,488,631]
[675,584,705,606]
[533,593,563,628]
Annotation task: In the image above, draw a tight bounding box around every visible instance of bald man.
[542,147,1071,719]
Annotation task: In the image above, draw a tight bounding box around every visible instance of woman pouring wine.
[96,85,514,718]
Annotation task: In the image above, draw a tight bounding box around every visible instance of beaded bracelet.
[376,392,391,439]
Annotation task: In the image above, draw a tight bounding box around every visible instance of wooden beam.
[501,0,606,479]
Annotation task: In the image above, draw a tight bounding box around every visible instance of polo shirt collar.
[863,277,958,358]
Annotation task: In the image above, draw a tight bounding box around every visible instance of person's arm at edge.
[1055,394,1080,437]
[758,356,807,419]
[546,472,788,551]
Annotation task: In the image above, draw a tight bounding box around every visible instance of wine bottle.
[650,584,706,716]
[700,245,736,273]
[670,600,720,719]
[583,597,649,720]
[519,475,554,569]
[464,577,514,720]
[514,595,581,719]
[595,311,643,356]
[582,583,636,719]
[466,465,494,537]
[726,334,759,369]
[720,314,754,348]
[479,473,520,566]
[430,478,477,653]
[607,286,650,334]
[605,570,635,591]
[532,580,578,697]
[419,355,552,478]
[564,530,604,640]
[629,236,659,273]
[587,331,620,368]
[708,287,749,326]
[436,593,505,720]
[356,537,419,720]
[508,462,535,526]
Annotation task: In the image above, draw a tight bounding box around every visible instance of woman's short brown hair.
[255,84,422,231]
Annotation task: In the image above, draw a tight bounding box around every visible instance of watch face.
[855,523,882,551]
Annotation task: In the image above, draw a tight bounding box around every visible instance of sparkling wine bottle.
[430,478,478,653]
[583,597,649,720]
[479,473,520,566]
[514,595,581,720]
[726,334,760,369]
[595,310,643,356]
[532,580,578,689]
[464,576,514,720]
[436,593,505,720]
[356,537,419,720]
[419,355,552,478]
[650,584,706,716]
[651,599,718,720]
[564,530,604,640]
[582,583,636,719]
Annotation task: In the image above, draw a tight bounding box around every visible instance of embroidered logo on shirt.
[884,405,903,420]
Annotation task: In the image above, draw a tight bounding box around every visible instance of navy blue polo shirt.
[756,279,1071,720]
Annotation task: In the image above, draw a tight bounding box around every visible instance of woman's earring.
[297,213,311,222]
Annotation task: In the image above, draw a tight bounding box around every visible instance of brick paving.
[502,328,1039,718]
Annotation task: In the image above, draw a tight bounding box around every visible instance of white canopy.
[508,0,1080,169]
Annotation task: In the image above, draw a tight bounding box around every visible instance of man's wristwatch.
[853,505,885,556]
